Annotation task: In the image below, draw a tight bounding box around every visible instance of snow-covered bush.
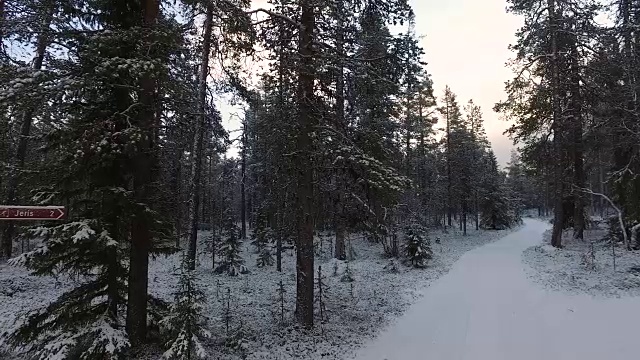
[250,212,269,254]
[341,261,355,282]
[403,222,433,268]
[257,242,275,268]
[160,262,211,360]
[252,214,275,267]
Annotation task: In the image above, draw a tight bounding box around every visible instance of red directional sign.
[0,205,66,221]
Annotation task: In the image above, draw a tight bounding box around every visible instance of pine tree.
[403,221,433,268]
[252,211,275,267]
[439,86,463,228]
[256,240,275,268]
[251,210,269,253]
[0,0,187,351]
[215,210,248,276]
[479,151,521,230]
[497,0,600,247]
[160,260,211,360]
[4,222,129,359]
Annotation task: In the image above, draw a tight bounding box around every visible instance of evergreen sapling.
[160,260,211,360]
[214,211,248,276]
[341,261,355,282]
[253,220,274,267]
[403,222,433,268]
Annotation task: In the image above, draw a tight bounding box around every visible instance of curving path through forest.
[352,219,640,360]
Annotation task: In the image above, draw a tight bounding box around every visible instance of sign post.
[0,205,66,221]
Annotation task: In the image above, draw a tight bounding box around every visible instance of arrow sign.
[0,205,66,221]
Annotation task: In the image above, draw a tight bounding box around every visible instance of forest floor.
[0,223,515,360]
[352,219,640,360]
[523,219,640,298]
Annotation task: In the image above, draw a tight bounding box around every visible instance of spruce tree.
[497,0,600,246]
[215,210,248,276]
[403,221,433,268]
[0,0,184,353]
[4,222,129,359]
[160,260,211,360]
[479,151,521,230]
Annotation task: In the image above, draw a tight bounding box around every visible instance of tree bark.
[275,23,286,273]
[405,95,411,174]
[334,0,346,261]
[570,32,585,240]
[240,122,247,239]
[462,200,467,235]
[126,0,159,346]
[1,5,53,260]
[187,4,214,270]
[276,207,283,272]
[446,94,452,227]
[174,152,183,248]
[295,0,315,328]
[548,0,564,248]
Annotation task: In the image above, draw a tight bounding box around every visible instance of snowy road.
[351,219,640,360]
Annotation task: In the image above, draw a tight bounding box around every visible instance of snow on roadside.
[0,262,71,357]
[0,225,516,360]
[142,226,517,360]
[522,224,640,298]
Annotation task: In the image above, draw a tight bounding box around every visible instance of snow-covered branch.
[575,186,630,250]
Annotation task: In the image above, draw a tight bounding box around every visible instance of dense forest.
[0,0,638,359]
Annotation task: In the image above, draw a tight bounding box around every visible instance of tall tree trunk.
[209,154,216,269]
[548,0,564,248]
[462,200,467,235]
[446,100,452,227]
[295,0,315,328]
[276,24,286,273]
[127,0,159,346]
[470,107,480,231]
[240,123,247,239]
[570,32,585,239]
[174,152,183,248]
[276,205,283,272]
[1,6,52,260]
[405,96,411,174]
[418,101,427,214]
[106,214,121,320]
[334,0,346,261]
[187,5,214,270]
[598,156,605,218]
[475,192,479,230]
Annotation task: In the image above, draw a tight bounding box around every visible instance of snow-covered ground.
[0,224,514,359]
[523,222,640,298]
[352,219,640,360]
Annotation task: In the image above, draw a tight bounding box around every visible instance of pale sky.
[409,0,523,166]
[222,0,523,166]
